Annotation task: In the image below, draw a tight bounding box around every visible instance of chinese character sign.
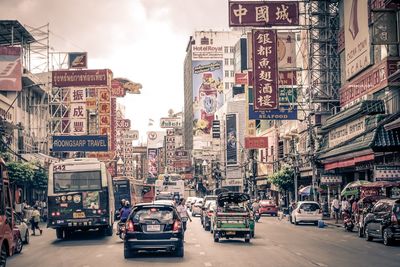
[252,29,278,110]
[229,1,299,27]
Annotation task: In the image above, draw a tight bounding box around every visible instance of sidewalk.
[323,217,343,228]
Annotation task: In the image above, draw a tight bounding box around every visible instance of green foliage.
[269,168,294,192]
[32,168,48,190]
[6,161,35,186]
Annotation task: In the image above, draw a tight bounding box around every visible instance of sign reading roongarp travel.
[52,135,108,152]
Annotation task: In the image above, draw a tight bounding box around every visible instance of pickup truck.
[212,192,252,243]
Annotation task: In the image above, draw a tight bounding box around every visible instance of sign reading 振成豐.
[52,135,108,152]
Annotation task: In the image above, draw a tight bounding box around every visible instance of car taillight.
[126,221,135,232]
[97,209,102,214]
[173,220,181,232]
[51,211,60,216]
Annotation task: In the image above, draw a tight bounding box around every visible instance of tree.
[32,168,48,190]
[269,168,294,193]
[6,161,35,187]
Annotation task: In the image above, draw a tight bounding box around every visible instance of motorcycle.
[254,210,261,223]
[342,210,354,232]
[117,221,126,240]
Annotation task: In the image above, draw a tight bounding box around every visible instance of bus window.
[54,171,101,193]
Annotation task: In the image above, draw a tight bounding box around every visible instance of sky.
[0,0,229,141]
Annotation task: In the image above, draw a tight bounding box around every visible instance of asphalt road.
[8,215,400,267]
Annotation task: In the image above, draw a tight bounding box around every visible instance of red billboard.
[235,73,248,85]
[0,47,22,91]
[229,1,299,27]
[252,29,278,110]
[52,69,111,87]
[245,137,268,149]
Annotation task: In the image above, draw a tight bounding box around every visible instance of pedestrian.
[331,196,340,223]
[176,198,192,231]
[341,197,350,213]
[31,206,42,236]
[251,199,260,213]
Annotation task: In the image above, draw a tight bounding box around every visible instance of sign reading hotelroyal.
[252,29,278,110]
[52,135,108,152]
[52,69,111,87]
[229,1,299,27]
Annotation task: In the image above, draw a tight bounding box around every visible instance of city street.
[9,216,400,267]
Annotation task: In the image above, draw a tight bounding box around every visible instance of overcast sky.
[0,0,228,140]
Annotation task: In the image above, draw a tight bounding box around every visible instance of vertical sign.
[252,29,278,110]
[148,148,159,178]
[344,0,371,80]
[0,47,22,91]
[70,88,87,135]
[226,113,238,166]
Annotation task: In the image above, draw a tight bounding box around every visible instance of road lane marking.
[195,244,201,247]
[200,251,205,255]
[204,262,212,267]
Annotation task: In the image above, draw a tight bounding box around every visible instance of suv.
[123,203,184,258]
[364,198,400,246]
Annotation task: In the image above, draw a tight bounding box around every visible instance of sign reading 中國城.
[52,135,108,152]
[229,1,299,27]
[252,29,278,110]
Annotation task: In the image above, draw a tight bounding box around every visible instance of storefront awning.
[384,117,400,131]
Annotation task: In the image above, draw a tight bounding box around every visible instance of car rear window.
[299,203,320,211]
[132,207,175,223]
[261,201,275,206]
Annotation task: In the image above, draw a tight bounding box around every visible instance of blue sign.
[248,88,298,120]
[52,135,108,152]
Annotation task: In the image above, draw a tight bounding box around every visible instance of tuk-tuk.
[356,195,386,237]
[212,192,252,243]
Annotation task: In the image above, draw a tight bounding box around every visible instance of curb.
[323,221,343,228]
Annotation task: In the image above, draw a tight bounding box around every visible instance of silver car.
[14,212,29,244]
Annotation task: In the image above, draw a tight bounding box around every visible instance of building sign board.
[244,137,268,149]
[374,166,400,182]
[320,175,343,185]
[0,47,22,91]
[52,135,108,152]
[229,1,299,27]
[160,117,182,128]
[52,69,111,87]
[68,52,88,69]
[328,117,366,148]
[226,113,238,166]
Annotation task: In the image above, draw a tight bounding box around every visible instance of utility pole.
[307,114,317,202]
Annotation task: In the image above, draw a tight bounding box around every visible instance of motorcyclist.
[117,199,126,219]
[120,201,132,223]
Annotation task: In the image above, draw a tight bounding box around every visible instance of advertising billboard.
[52,135,108,151]
[147,148,159,178]
[160,117,183,128]
[226,113,238,166]
[192,60,224,136]
[52,69,111,87]
[68,52,88,69]
[252,29,278,110]
[0,46,22,91]
[229,1,299,27]
[344,0,371,80]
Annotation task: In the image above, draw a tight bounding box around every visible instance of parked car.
[356,195,386,238]
[364,198,400,246]
[13,211,29,244]
[201,197,217,226]
[189,197,202,212]
[259,200,278,216]
[12,228,23,254]
[123,203,184,258]
[291,201,322,225]
[202,201,216,231]
[186,197,195,209]
[191,199,204,216]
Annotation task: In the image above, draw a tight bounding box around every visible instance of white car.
[186,197,196,209]
[14,212,29,244]
[291,201,323,225]
[191,198,204,216]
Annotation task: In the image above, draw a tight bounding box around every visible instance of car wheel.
[213,233,219,243]
[124,249,136,259]
[175,246,184,257]
[24,230,30,244]
[245,238,250,243]
[383,229,393,246]
[15,237,23,254]
[251,232,255,238]
[358,226,364,238]
[104,226,113,236]
[365,225,373,241]
[0,244,7,267]
[314,221,318,226]
[56,228,64,239]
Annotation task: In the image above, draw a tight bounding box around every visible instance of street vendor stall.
[341,180,371,198]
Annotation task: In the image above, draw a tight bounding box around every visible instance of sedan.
[14,212,29,244]
[259,200,278,216]
[124,203,184,258]
[191,199,204,216]
[291,201,322,225]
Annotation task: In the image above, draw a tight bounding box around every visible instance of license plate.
[226,231,236,235]
[147,225,161,232]
[73,212,85,219]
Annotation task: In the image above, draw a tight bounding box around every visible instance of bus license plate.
[226,231,236,235]
[147,225,161,232]
[73,212,86,219]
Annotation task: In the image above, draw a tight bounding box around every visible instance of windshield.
[54,171,102,193]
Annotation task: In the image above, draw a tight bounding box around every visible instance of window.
[230,82,234,88]
[224,46,229,53]
[230,58,235,65]
[224,58,229,65]
[230,46,235,53]
[54,171,102,193]
[230,71,234,77]
[225,82,230,89]
[225,70,229,77]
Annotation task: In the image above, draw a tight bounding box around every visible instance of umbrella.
[298,185,322,196]
[341,180,371,197]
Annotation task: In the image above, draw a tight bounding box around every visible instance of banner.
[252,29,278,110]
[226,113,238,166]
[229,1,299,27]
[52,135,108,152]
[245,137,268,149]
[148,148,159,178]
[68,52,88,69]
[0,47,22,91]
[192,60,224,136]
[344,0,371,80]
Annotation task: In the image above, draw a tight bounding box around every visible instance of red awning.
[325,154,374,171]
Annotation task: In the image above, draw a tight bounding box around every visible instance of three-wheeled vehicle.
[212,192,252,243]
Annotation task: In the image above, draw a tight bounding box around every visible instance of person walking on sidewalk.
[331,196,340,223]
[30,206,42,236]
[177,198,192,231]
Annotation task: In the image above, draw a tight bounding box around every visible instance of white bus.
[155,176,185,200]
[47,158,115,239]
